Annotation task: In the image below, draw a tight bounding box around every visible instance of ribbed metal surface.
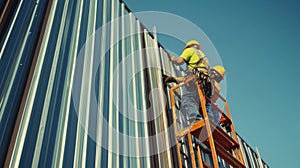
[0,0,50,165]
[237,135,269,168]
[0,0,178,167]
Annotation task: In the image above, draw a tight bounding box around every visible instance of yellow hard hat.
[212,65,226,79]
[184,40,201,49]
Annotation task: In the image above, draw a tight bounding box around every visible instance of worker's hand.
[162,74,178,84]
[170,55,176,62]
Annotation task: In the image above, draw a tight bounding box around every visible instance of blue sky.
[125,0,300,167]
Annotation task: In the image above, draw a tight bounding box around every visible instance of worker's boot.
[223,122,231,133]
[220,117,232,133]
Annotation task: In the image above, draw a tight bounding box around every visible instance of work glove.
[220,115,232,133]
[162,74,178,84]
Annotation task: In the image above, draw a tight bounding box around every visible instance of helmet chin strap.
[184,44,201,50]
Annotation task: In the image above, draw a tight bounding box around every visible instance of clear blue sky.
[125,0,300,167]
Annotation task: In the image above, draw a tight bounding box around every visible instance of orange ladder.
[169,75,245,168]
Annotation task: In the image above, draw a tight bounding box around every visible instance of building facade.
[0,0,268,167]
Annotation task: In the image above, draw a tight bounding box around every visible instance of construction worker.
[209,65,231,131]
[165,40,211,126]
[210,66,226,103]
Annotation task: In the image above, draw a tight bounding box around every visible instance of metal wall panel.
[0,0,50,166]
[238,134,269,168]
[0,0,179,167]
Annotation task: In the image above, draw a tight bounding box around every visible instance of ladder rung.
[176,120,206,137]
[203,161,211,168]
[213,141,246,168]
[210,121,239,150]
[190,120,239,151]
[176,119,244,167]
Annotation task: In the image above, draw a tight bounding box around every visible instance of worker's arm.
[211,84,221,104]
[170,55,185,65]
[170,48,193,65]
[211,89,219,104]
[174,76,185,83]
[163,75,185,84]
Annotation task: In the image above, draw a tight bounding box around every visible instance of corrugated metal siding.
[0,0,50,166]
[0,0,180,167]
[237,135,269,168]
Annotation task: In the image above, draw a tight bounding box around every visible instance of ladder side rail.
[169,76,195,168]
[170,86,183,168]
[187,133,197,168]
[196,80,219,168]
[196,145,204,168]
[207,89,246,165]
[224,101,245,165]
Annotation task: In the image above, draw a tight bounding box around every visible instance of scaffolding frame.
[169,75,245,168]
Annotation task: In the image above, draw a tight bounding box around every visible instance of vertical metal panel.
[50,0,80,166]
[107,0,119,167]
[136,20,151,167]
[152,27,173,168]
[128,12,138,168]
[0,0,19,42]
[238,135,251,168]
[143,29,160,167]
[11,0,60,166]
[0,0,50,166]
[120,3,127,167]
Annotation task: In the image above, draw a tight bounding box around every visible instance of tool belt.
[185,67,212,97]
